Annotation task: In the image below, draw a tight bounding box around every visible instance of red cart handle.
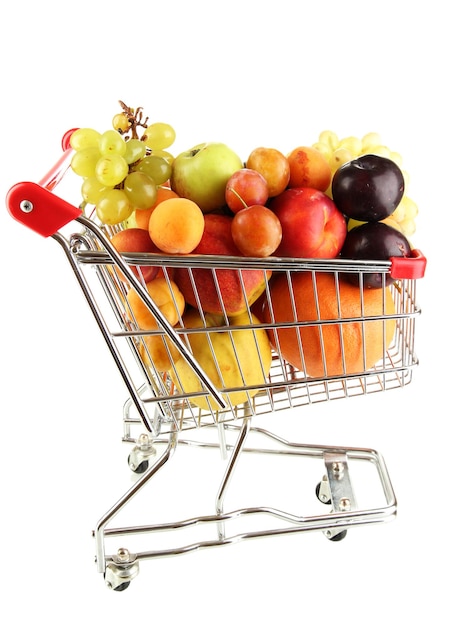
[6,129,82,237]
[7,180,82,238]
[390,249,427,280]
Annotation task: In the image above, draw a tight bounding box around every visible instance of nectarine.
[270,187,347,259]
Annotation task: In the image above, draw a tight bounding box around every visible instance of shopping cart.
[6,133,426,591]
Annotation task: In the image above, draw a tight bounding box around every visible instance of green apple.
[170,142,243,213]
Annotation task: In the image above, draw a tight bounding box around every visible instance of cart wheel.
[326,529,348,542]
[112,581,131,592]
[103,572,131,592]
[315,481,332,505]
[128,455,149,474]
[104,550,139,591]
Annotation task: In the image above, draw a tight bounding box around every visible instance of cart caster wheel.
[325,529,348,542]
[104,549,139,591]
[127,434,156,474]
[128,455,149,474]
[104,577,131,592]
[315,480,331,505]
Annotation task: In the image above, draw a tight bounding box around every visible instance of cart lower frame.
[97,416,396,591]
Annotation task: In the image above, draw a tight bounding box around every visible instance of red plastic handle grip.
[6,130,82,237]
[6,181,82,237]
[390,249,427,280]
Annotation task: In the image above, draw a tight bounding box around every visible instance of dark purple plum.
[340,221,412,288]
[332,154,405,222]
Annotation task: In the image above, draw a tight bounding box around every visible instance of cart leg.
[94,429,178,575]
[215,416,251,539]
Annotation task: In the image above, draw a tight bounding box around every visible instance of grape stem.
[118,100,149,139]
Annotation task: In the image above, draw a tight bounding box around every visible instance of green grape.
[124,138,146,164]
[143,122,176,150]
[389,151,403,167]
[361,132,383,150]
[318,130,339,150]
[149,149,175,165]
[71,146,101,178]
[360,144,391,158]
[134,154,172,185]
[81,177,109,204]
[95,154,129,186]
[70,128,102,151]
[311,141,332,160]
[99,129,127,156]
[329,147,353,172]
[338,136,362,157]
[123,171,158,210]
[96,189,133,225]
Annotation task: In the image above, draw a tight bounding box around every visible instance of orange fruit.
[262,272,396,377]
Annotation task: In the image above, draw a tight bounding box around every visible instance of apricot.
[139,333,181,372]
[134,186,179,230]
[287,146,332,192]
[126,276,185,330]
[148,197,205,254]
[246,147,290,197]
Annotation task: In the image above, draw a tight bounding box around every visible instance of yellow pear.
[170,308,272,411]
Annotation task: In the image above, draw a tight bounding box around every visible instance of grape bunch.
[312,131,419,237]
[70,103,176,226]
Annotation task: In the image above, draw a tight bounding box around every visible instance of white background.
[1,1,461,622]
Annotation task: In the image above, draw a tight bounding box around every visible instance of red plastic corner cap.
[390,249,427,280]
[61,128,79,151]
[6,182,82,237]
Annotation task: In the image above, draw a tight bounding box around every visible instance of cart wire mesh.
[51,221,421,437]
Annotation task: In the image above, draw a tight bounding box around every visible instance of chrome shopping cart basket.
[6,133,427,591]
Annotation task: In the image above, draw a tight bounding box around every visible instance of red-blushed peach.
[110,228,161,282]
[173,213,271,316]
